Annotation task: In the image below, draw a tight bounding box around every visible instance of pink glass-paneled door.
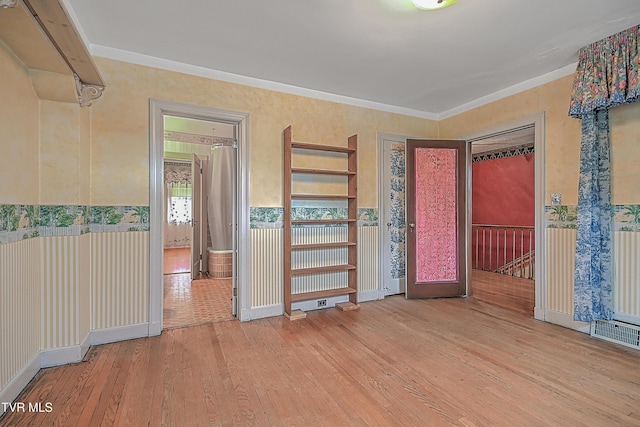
[406,139,468,298]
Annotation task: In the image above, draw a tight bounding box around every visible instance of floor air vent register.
[591,320,640,350]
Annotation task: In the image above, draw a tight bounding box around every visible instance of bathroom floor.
[163,248,235,329]
[164,247,191,274]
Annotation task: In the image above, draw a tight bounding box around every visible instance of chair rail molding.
[74,73,104,107]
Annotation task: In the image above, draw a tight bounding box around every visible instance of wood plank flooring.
[2,297,639,426]
[471,269,535,316]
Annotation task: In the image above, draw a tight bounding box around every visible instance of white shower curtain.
[208,145,234,250]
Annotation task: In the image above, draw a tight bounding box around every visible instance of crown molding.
[437,63,577,120]
[91,44,440,121]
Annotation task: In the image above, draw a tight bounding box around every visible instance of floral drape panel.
[574,110,613,321]
[568,25,639,321]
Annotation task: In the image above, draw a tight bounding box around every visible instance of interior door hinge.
[233,288,237,297]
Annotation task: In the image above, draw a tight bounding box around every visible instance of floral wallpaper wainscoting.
[0,204,39,244]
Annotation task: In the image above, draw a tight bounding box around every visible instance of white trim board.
[545,310,590,333]
[0,323,149,417]
[95,46,437,121]
[376,132,428,300]
[90,323,150,346]
[247,304,284,321]
[359,289,385,303]
[0,332,91,417]
[84,45,571,122]
[0,354,40,417]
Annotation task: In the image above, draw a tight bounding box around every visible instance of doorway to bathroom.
[149,100,250,334]
[161,115,237,328]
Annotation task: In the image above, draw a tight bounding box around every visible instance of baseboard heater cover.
[591,320,640,350]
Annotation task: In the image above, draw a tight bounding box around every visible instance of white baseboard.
[149,320,162,336]
[90,323,149,346]
[40,346,81,368]
[0,353,40,417]
[80,332,91,358]
[248,303,283,320]
[359,290,384,302]
[544,309,590,333]
[534,306,545,321]
[1,324,150,416]
[40,332,92,369]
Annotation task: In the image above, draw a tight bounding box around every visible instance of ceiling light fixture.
[412,0,458,10]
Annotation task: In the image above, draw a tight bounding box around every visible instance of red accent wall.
[472,153,535,226]
[472,153,535,270]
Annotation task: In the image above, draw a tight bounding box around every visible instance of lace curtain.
[164,163,192,248]
[568,25,639,321]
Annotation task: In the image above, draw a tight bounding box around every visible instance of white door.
[381,137,406,295]
[191,153,202,280]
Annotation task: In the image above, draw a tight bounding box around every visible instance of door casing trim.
[377,132,428,299]
[149,99,251,335]
[460,112,546,321]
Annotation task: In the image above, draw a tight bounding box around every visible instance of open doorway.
[149,100,250,335]
[162,116,236,328]
[468,126,536,315]
[377,113,545,321]
[462,113,546,321]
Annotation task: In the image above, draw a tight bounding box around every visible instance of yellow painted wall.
[39,100,84,204]
[79,107,91,205]
[0,43,40,204]
[439,75,640,205]
[90,58,439,207]
[609,101,640,204]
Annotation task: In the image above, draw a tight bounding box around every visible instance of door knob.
[409,223,415,232]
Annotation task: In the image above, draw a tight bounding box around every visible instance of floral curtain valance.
[569,25,640,118]
[164,162,191,184]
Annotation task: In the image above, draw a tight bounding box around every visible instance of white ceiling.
[62,0,640,119]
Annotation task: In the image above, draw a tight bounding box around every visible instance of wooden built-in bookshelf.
[283,125,359,320]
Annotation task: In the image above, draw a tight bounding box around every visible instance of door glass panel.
[415,147,458,282]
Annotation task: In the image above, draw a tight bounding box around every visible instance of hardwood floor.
[471,269,535,316]
[2,297,639,426]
